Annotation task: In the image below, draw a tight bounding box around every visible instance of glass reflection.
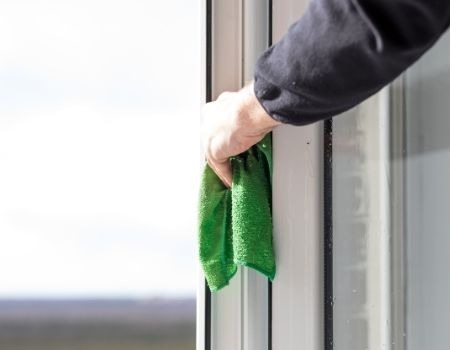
[332,30,450,350]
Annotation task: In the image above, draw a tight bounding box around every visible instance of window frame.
[198,1,325,350]
[199,2,447,350]
[197,1,271,350]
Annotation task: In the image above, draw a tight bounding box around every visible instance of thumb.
[207,158,233,188]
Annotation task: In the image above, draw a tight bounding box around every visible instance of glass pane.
[0,1,199,349]
[404,31,450,350]
[331,30,450,350]
[331,94,386,350]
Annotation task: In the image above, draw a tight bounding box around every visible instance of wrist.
[235,83,281,136]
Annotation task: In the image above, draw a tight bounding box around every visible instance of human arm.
[202,0,450,185]
[254,0,450,125]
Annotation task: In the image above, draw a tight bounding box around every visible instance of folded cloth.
[198,133,276,291]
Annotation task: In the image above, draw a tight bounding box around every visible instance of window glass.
[0,1,199,349]
[404,31,450,350]
[331,30,450,350]
[332,94,384,350]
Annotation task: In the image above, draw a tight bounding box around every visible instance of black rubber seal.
[204,1,212,349]
[324,118,333,350]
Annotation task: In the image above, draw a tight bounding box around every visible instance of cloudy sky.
[0,0,201,298]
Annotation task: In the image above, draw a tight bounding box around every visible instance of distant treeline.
[0,298,196,350]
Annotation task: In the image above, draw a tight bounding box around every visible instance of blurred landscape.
[0,298,195,350]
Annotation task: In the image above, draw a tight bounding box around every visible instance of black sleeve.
[254,0,450,125]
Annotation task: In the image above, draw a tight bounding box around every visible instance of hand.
[201,82,281,188]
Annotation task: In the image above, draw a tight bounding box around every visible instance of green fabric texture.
[198,133,276,292]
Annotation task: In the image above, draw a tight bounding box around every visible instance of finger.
[207,158,233,188]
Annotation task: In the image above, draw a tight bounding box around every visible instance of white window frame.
[271,2,324,349]
[197,1,420,349]
[197,1,325,350]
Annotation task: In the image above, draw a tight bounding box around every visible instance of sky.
[0,0,201,299]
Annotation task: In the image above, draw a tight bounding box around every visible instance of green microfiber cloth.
[198,133,276,292]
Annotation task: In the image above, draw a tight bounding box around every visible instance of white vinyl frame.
[197,1,271,350]
[196,1,208,349]
[197,1,325,350]
[197,2,407,350]
[271,1,324,350]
